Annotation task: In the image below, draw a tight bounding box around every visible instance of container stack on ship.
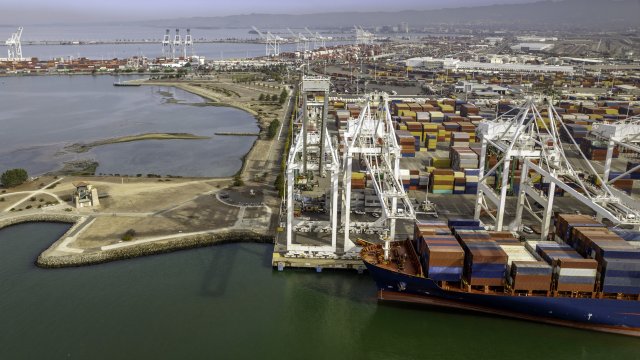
[361,214,640,337]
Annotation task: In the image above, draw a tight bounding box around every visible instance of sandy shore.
[65,132,210,153]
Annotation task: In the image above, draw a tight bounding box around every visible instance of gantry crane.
[285,77,339,255]
[252,26,280,56]
[341,96,416,258]
[5,27,23,61]
[172,29,182,59]
[304,27,326,50]
[162,29,172,59]
[354,26,374,45]
[474,99,640,240]
[287,28,309,53]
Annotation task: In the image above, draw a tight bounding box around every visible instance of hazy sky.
[2,0,537,24]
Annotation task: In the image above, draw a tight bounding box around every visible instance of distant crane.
[162,29,172,59]
[354,26,374,45]
[5,27,23,61]
[252,26,280,57]
[173,29,182,59]
[314,31,327,49]
[304,27,326,49]
[183,29,194,58]
[287,28,309,53]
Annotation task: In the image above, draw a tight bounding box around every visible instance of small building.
[73,182,100,208]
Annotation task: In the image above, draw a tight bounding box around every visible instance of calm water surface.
[0,25,350,60]
[0,75,258,177]
[0,223,638,360]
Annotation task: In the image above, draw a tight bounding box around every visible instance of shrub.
[30,197,36,202]
[25,205,32,209]
[279,88,288,105]
[232,175,244,187]
[122,229,136,241]
[274,174,285,198]
[1,168,28,188]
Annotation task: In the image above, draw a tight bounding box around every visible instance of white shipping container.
[500,245,537,265]
[557,268,597,277]
[524,241,554,261]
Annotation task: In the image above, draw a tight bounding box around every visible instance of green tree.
[270,94,278,102]
[279,88,288,105]
[258,93,265,101]
[274,174,284,198]
[232,175,244,187]
[267,119,280,139]
[1,168,28,188]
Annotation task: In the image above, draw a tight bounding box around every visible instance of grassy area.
[67,133,210,153]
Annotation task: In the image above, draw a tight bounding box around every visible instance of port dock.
[271,252,366,272]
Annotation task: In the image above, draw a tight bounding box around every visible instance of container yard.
[276,86,640,268]
[273,62,640,335]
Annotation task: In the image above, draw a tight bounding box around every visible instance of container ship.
[361,214,640,337]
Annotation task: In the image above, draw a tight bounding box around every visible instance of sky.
[1,0,538,24]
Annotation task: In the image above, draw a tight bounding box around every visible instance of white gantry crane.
[354,26,374,45]
[162,29,173,59]
[172,29,182,59]
[342,96,416,258]
[591,115,640,183]
[474,99,640,239]
[252,26,280,57]
[304,27,326,50]
[183,29,194,58]
[284,87,416,260]
[5,27,23,61]
[287,28,309,53]
[285,77,339,255]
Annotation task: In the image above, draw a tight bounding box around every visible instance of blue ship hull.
[363,259,640,337]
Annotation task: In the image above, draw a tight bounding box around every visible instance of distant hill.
[145,0,640,31]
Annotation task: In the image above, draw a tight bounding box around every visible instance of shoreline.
[65,132,211,153]
[0,214,273,268]
[0,76,286,269]
[143,81,261,117]
[140,80,275,180]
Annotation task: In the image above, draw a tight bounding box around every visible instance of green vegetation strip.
[67,133,211,153]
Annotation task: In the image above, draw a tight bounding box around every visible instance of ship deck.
[361,240,422,277]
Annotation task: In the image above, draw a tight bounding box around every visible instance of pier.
[271,252,366,273]
[214,132,260,136]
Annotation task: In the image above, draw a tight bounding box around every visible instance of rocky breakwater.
[37,231,274,268]
[0,213,79,230]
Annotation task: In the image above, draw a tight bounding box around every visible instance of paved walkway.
[1,178,64,213]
